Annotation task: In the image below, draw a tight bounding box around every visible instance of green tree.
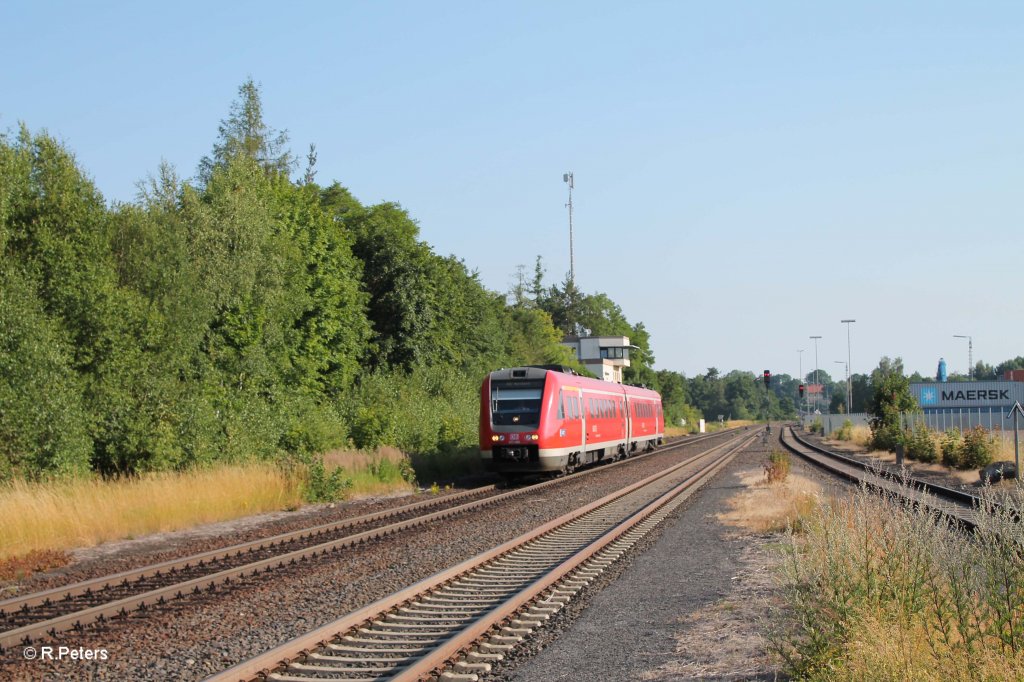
[543,275,587,336]
[0,267,91,479]
[198,78,294,181]
[506,307,577,367]
[866,356,916,451]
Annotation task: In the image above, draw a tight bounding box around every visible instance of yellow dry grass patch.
[0,465,304,562]
[321,445,405,470]
[837,614,1024,682]
[718,468,822,534]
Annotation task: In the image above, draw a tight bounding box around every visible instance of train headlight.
[529,434,539,441]
[491,435,500,442]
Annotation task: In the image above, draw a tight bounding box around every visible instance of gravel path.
[0,433,736,681]
[484,432,849,682]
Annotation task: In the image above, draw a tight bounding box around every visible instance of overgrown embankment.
[773,481,1024,680]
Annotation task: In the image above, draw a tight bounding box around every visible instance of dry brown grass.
[719,468,822,534]
[849,424,872,446]
[0,464,304,562]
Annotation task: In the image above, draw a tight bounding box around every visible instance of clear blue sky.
[3,1,1022,381]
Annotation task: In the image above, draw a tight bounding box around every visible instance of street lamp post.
[810,336,822,413]
[953,334,973,379]
[842,319,855,412]
[797,349,805,416]
[835,361,849,414]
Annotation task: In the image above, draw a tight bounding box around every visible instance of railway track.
[207,430,755,682]
[0,430,736,653]
[780,425,985,528]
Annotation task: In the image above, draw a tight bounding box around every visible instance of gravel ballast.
[1,432,740,681]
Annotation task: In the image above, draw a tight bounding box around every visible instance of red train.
[480,365,664,475]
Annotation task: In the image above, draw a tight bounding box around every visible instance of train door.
[578,389,587,456]
[623,396,632,453]
[562,386,584,458]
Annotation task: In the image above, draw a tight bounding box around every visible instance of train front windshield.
[491,380,544,427]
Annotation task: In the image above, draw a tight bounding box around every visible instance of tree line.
[0,80,705,481]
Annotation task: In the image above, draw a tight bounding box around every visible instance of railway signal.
[798,384,805,398]
[763,370,771,387]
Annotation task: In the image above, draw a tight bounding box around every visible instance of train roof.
[486,366,661,400]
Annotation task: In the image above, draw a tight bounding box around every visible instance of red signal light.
[798,384,805,397]
[762,370,771,386]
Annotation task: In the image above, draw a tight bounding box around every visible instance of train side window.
[572,396,579,419]
[558,390,565,419]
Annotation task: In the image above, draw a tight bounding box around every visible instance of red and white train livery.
[480,365,664,475]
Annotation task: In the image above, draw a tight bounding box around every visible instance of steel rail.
[206,431,754,682]
[788,426,982,506]
[1,429,736,652]
[780,426,983,529]
[1,487,496,613]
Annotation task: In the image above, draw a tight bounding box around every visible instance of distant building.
[561,335,631,383]
[1004,369,1024,382]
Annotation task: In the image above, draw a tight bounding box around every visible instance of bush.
[367,455,417,486]
[764,449,791,484]
[809,418,823,435]
[940,429,963,468]
[870,422,903,452]
[904,423,936,463]
[302,457,352,503]
[961,426,996,470]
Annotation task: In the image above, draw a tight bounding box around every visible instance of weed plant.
[833,419,854,441]
[764,449,791,484]
[771,478,1024,680]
